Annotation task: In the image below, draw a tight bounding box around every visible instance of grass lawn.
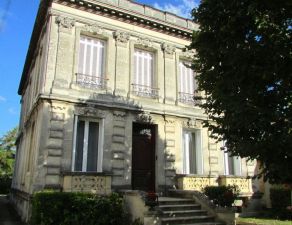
[236,217,292,225]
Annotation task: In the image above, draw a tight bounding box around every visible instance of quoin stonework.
[12,0,257,222]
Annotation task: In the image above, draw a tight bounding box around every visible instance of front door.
[132,123,156,191]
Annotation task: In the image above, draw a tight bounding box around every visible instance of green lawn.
[236,217,292,225]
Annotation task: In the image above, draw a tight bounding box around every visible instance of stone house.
[12,0,256,221]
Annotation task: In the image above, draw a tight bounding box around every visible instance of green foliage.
[0,174,12,194]
[31,191,128,225]
[191,0,292,184]
[0,127,17,151]
[270,187,291,220]
[204,185,239,207]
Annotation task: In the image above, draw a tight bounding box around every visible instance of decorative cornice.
[114,31,130,44]
[183,118,202,128]
[55,16,75,29]
[162,43,176,55]
[54,0,194,40]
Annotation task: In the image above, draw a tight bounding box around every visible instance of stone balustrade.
[62,172,111,195]
[218,175,252,196]
[177,175,218,192]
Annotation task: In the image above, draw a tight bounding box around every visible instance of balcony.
[177,175,218,192]
[76,73,108,89]
[178,92,196,105]
[218,176,252,196]
[62,172,111,195]
[132,84,159,98]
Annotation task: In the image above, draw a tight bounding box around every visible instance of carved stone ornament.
[84,24,103,35]
[114,31,130,43]
[136,37,153,48]
[136,112,152,123]
[55,16,75,29]
[162,43,176,55]
[181,49,196,59]
[183,118,200,128]
[75,107,106,118]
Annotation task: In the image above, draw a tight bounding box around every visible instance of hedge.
[0,174,12,194]
[270,187,291,219]
[31,191,128,225]
[204,185,239,207]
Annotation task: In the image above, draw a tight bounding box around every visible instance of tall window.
[179,61,195,104]
[132,49,158,98]
[182,130,203,174]
[77,36,107,88]
[72,118,103,172]
[222,142,242,176]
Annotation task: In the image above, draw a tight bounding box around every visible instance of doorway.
[132,123,156,191]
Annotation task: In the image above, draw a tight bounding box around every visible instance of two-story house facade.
[12,0,256,221]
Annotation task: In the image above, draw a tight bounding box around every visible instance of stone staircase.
[156,197,225,225]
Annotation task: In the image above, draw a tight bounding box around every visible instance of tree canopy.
[0,127,17,176]
[191,0,292,183]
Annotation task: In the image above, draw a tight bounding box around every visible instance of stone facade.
[12,0,256,221]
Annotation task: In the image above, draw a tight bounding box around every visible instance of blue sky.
[0,0,198,136]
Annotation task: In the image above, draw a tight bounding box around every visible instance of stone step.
[161,215,215,225]
[158,197,197,205]
[158,204,201,211]
[160,209,208,217]
[171,222,225,225]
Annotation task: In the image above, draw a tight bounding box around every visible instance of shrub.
[204,185,239,207]
[270,187,291,220]
[31,191,127,225]
[0,174,12,194]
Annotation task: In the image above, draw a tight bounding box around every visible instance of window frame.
[178,60,196,104]
[73,28,109,90]
[182,129,204,175]
[72,116,104,172]
[222,141,242,176]
[131,46,159,98]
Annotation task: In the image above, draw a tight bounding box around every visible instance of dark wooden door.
[132,123,156,191]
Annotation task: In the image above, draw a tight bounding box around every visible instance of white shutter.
[78,36,105,78]
[134,49,154,87]
[179,61,194,94]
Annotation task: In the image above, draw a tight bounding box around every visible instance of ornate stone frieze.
[75,106,106,118]
[113,111,126,121]
[136,37,153,48]
[55,16,75,30]
[162,43,176,55]
[84,23,103,35]
[114,31,130,44]
[181,49,196,59]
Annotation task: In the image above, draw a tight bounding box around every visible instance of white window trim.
[72,115,104,172]
[222,141,242,176]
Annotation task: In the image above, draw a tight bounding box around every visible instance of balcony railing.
[76,73,108,89]
[177,175,218,192]
[132,84,159,98]
[219,176,252,196]
[62,172,111,195]
[178,92,196,104]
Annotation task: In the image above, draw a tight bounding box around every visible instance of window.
[178,61,196,104]
[182,130,203,174]
[72,117,104,172]
[222,142,242,176]
[77,36,107,88]
[132,49,158,98]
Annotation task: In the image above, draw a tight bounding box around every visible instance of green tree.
[0,127,17,176]
[191,0,292,183]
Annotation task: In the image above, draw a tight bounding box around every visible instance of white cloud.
[0,95,6,102]
[153,0,199,18]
